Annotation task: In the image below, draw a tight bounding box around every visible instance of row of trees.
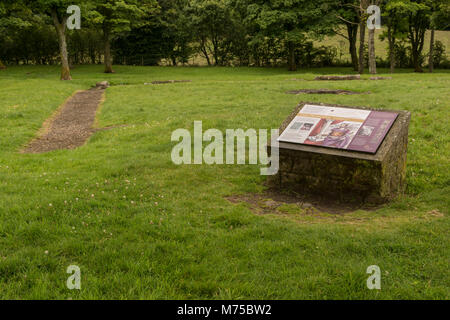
[0,0,157,78]
[332,0,449,74]
[0,0,449,79]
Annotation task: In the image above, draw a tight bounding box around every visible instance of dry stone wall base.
[286,89,370,95]
[315,75,361,81]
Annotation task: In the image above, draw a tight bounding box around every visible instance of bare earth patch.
[286,89,370,95]
[22,88,105,153]
[226,190,445,226]
[226,189,376,215]
[370,76,392,80]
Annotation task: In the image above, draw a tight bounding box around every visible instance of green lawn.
[0,65,449,299]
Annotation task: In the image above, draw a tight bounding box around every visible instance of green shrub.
[431,40,449,68]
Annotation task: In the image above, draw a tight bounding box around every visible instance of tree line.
[0,0,449,80]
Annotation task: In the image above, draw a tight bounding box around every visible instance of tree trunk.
[429,29,435,73]
[202,47,211,66]
[255,55,260,67]
[408,14,425,73]
[368,28,377,74]
[358,23,365,74]
[200,38,211,66]
[389,41,395,74]
[213,50,219,66]
[347,24,359,71]
[358,20,366,74]
[358,0,369,74]
[387,24,395,73]
[90,51,96,64]
[287,41,296,71]
[412,51,423,72]
[410,36,424,73]
[51,10,71,80]
[212,39,219,66]
[103,27,114,73]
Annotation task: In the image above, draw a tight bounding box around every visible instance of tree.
[403,0,431,72]
[247,0,334,71]
[367,0,381,74]
[0,3,6,69]
[227,0,252,66]
[428,0,450,72]
[381,0,409,73]
[87,0,157,73]
[157,0,194,65]
[358,0,369,73]
[331,0,361,71]
[186,0,237,66]
[26,0,81,80]
[0,1,32,69]
[381,0,448,73]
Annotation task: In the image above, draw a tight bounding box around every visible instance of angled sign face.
[278,104,398,154]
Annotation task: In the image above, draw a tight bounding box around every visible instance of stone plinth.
[268,102,411,204]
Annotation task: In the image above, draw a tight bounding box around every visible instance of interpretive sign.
[277,104,398,154]
[269,102,411,204]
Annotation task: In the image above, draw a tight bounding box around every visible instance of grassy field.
[0,65,449,299]
[314,29,450,64]
[185,30,450,66]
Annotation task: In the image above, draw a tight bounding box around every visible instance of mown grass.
[0,65,449,299]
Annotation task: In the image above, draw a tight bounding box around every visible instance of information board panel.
[277,104,398,154]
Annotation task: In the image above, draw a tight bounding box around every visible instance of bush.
[295,41,338,67]
[394,41,411,68]
[431,40,449,68]
[113,26,166,66]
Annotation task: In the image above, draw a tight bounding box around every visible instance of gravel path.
[23,88,105,153]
